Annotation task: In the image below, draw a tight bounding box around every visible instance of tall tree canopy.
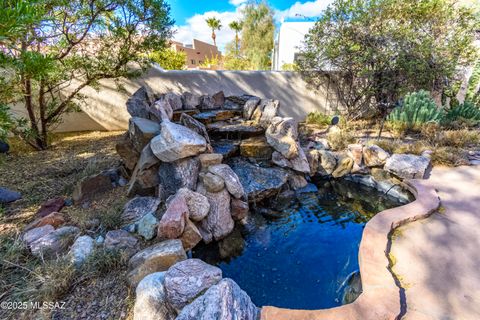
[241,1,274,70]
[0,0,173,150]
[205,17,222,47]
[299,0,479,120]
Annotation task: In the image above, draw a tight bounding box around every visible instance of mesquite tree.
[299,0,479,125]
[0,0,173,150]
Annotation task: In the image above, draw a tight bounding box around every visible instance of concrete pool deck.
[392,165,480,320]
[262,165,480,320]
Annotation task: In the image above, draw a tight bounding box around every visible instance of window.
[191,59,196,65]
[199,60,203,65]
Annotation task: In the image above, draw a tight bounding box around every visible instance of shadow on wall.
[53,68,337,132]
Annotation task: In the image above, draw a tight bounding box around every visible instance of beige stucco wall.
[13,68,338,132]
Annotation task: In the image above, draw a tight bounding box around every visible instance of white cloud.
[229,0,247,6]
[275,0,334,22]
[173,9,242,51]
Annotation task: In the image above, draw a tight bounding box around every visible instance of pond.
[192,179,410,310]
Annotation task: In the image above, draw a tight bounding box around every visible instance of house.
[170,39,222,70]
[272,22,315,71]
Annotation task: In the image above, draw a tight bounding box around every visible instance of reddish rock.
[199,188,234,241]
[198,153,223,171]
[158,194,188,239]
[36,197,65,218]
[231,199,249,221]
[180,219,202,250]
[116,134,140,170]
[25,212,65,231]
[72,173,113,203]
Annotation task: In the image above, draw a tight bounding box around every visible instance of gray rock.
[129,117,161,152]
[201,172,225,193]
[158,157,200,199]
[23,225,54,246]
[207,122,265,137]
[288,173,308,190]
[272,148,310,173]
[211,139,240,159]
[198,153,223,171]
[68,235,94,268]
[259,99,279,125]
[133,272,176,320]
[385,154,431,179]
[208,164,245,199]
[150,121,207,162]
[30,226,80,258]
[182,92,201,110]
[163,92,183,111]
[198,188,234,241]
[128,239,187,288]
[104,229,138,254]
[127,144,161,194]
[148,98,173,121]
[179,113,211,145]
[127,86,155,118]
[243,97,261,120]
[176,278,258,320]
[317,150,337,175]
[363,145,390,167]
[228,158,288,203]
[122,196,161,225]
[137,213,158,240]
[212,91,225,107]
[200,95,216,110]
[265,117,299,159]
[176,188,210,222]
[165,259,222,310]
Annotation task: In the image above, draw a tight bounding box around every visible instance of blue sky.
[168,0,334,50]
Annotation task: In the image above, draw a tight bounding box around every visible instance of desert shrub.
[420,122,443,145]
[373,139,429,155]
[327,129,355,150]
[387,91,444,131]
[82,248,128,276]
[444,102,480,127]
[431,147,470,166]
[306,112,332,126]
[437,130,480,148]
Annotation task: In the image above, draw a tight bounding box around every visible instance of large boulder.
[317,150,337,176]
[126,86,155,118]
[271,149,310,174]
[116,133,140,170]
[259,99,279,125]
[150,121,207,162]
[265,117,299,159]
[179,113,211,145]
[228,158,288,203]
[158,157,200,199]
[385,154,431,179]
[164,259,222,310]
[129,117,161,152]
[163,92,183,111]
[182,92,201,110]
[176,188,210,222]
[200,95,216,110]
[197,187,234,241]
[363,145,390,167]
[0,187,22,204]
[122,196,161,226]
[243,97,261,120]
[208,164,245,199]
[30,226,80,258]
[68,235,94,268]
[158,193,188,239]
[347,144,364,171]
[133,272,176,320]
[128,239,187,288]
[176,278,258,320]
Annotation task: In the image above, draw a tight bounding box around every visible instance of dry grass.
[327,129,356,151]
[0,131,136,320]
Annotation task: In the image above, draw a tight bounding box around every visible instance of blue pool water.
[192,180,406,310]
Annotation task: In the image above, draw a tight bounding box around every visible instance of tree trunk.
[212,31,216,47]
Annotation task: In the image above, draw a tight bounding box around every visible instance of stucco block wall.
[13,68,339,132]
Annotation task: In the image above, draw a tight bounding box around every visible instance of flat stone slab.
[207,122,265,137]
[193,110,236,123]
[211,140,240,159]
[227,158,288,203]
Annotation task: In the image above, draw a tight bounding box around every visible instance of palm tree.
[205,17,222,47]
[229,21,243,56]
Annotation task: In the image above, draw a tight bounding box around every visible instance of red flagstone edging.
[261,179,440,320]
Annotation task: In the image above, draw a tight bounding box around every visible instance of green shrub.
[387,91,444,130]
[306,112,332,126]
[0,104,14,141]
[444,102,480,127]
